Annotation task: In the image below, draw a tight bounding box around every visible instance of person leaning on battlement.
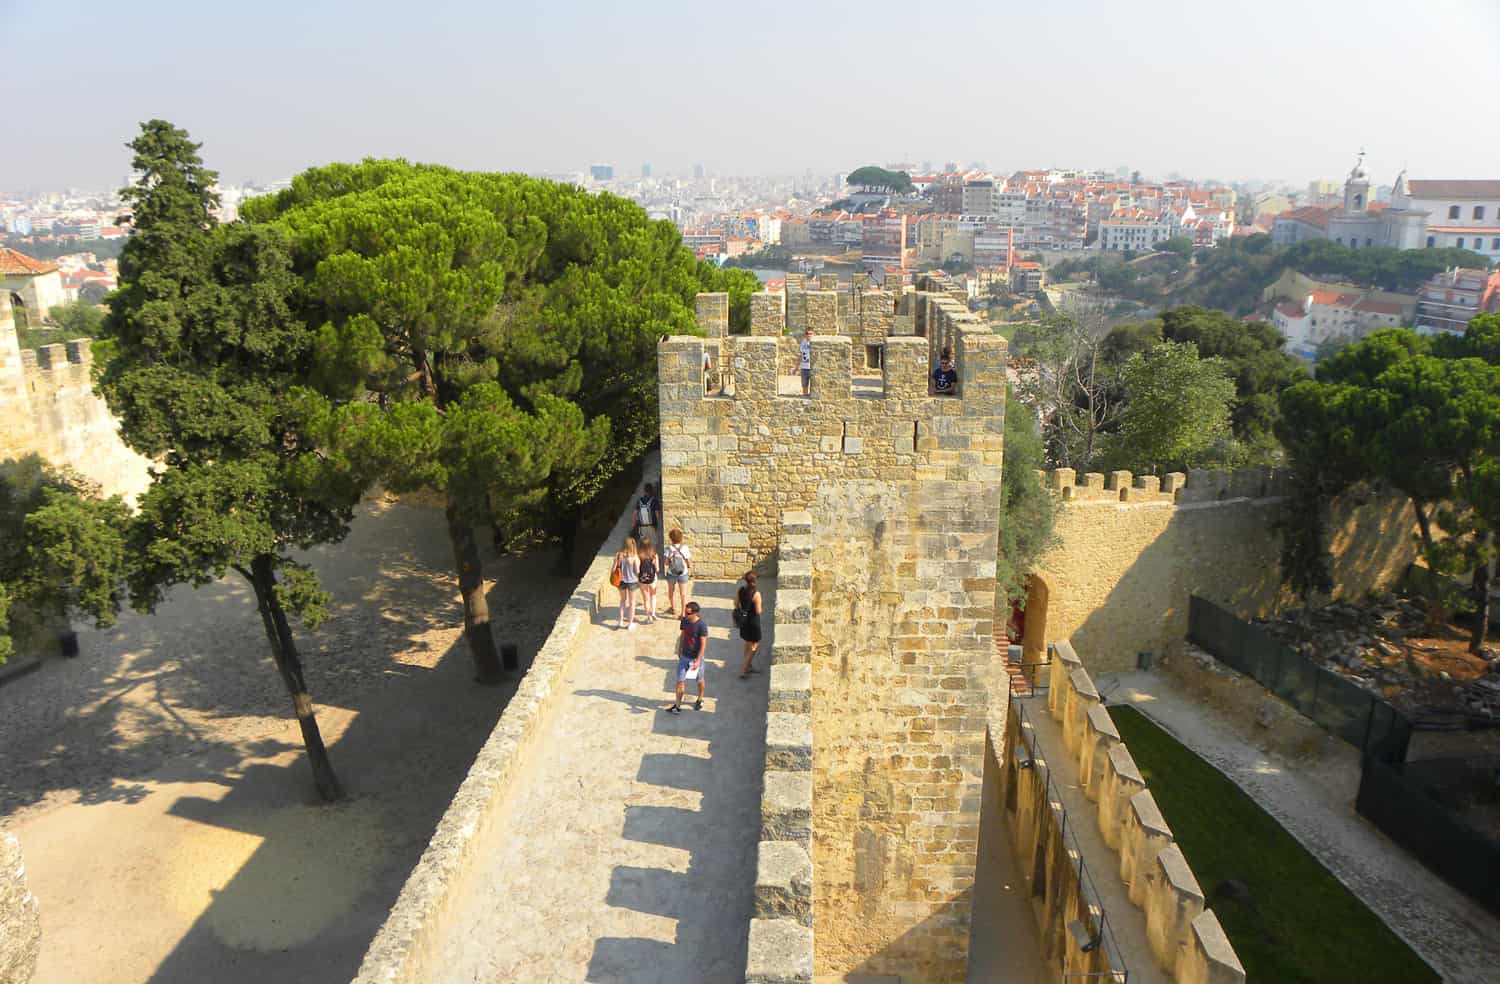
[932,347,957,395]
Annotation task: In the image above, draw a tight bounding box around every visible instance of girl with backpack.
[638,540,659,623]
[633,482,659,544]
[613,537,641,630]
[736,571,763,678]
[662,529,692,616]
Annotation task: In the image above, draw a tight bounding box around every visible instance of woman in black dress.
[737,571,763,678]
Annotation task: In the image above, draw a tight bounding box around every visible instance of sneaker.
[694,699,703,711]
[666,704,682,714]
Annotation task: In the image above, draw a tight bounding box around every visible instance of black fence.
[1187,594,1499,915]
[1356,755,1500,913]
[1186,595,1411,761]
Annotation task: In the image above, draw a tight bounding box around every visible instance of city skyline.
[3,0,1498,191]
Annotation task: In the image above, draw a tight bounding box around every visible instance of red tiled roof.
[0,247,58,276]
[1276,302,1306,318]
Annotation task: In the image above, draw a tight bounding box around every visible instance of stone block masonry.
[0,297,152,503]
[747,511,817,984]
[0,833,40,984]
[808,477,1002,982]
[988,642,1245,983]
[1029,465,1420,672]
[658,290,1006,580]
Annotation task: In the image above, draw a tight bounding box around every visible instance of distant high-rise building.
[590,164,615,182]
[641,163,652,179]
[693,163,705,180]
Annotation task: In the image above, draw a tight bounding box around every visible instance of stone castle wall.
[0,832,41,984]
[1030,466,1419,673]
[807,478,1002,982]
[665,290,998,580]
[0,298,152,502]
[984,641,1245,983]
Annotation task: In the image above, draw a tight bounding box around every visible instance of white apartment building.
[1273,290,1409,358]
[1097,211,1174,251]
[1398,179,1500,261]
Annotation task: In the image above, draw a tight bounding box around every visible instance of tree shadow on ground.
[0,497,572,821]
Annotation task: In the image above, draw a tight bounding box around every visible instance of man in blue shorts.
[668,601,708,713]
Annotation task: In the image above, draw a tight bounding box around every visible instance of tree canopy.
[241,160,743,677]
[1104,306,1307,460]
[996,394,1058,609]
[846,166,914,194]
[1275,315,1500,650]
[1101,340,1236,474]
[0,457,128,664]
[101,120,364,799]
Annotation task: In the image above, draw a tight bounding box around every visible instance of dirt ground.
[0,493,578,984]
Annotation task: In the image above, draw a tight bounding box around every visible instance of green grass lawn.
[1108,705,1438,984]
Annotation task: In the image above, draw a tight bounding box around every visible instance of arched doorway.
[1020,573,1050,663]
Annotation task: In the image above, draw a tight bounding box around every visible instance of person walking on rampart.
[663,528,693,615]
[800,327,814,396]
[613,537,641,630]
[667,601,708,713]
[735,571,763,679]
[932,346,957,395]
[634,481,660,544]
[638,540,659,623]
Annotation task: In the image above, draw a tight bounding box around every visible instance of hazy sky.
[3,0,1497,191]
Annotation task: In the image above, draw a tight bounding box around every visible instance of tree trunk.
[446,491,504,683]
[1411,497,1437,557]
[246,554,344,802]
[1470,547,1492,655]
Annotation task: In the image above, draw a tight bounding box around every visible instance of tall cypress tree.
[101,121,366,800]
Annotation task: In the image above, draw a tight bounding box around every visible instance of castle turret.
[0,294,37,460]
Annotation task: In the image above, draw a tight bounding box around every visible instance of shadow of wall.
[1036,493,1417,673]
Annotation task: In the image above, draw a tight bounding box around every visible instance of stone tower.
[662,290,1006,981]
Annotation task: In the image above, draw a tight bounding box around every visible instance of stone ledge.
[778,559,812,591]
[761,772,813,846]
[1185,908,1245,984]
[774,590,811,625]
[768,663,812,715]
[766,712,813,771]
[0,833,40,984]
[754,842,813,925]
[745,918,814,984]
[772,622,812,664]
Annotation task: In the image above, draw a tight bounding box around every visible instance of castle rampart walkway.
[430,580,772,983]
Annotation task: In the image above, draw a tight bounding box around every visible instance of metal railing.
[1006,641,1053,698]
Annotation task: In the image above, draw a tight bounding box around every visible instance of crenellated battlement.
[660,289,1008,577]
[1042,465,1293,505]
[1,294,150,501]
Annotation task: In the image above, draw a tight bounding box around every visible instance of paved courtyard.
[432,580,772,983]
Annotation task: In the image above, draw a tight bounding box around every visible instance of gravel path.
[1098,669,1500,984]
[0,494,579,984]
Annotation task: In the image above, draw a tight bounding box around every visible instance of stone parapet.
[0,833,40,984]
[695,291,729,337]
[1027,641,1244,983]
[1043,465,1298,505]
[353,465,657,984]
[659,303,1006,578]
[745,521,816,983]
